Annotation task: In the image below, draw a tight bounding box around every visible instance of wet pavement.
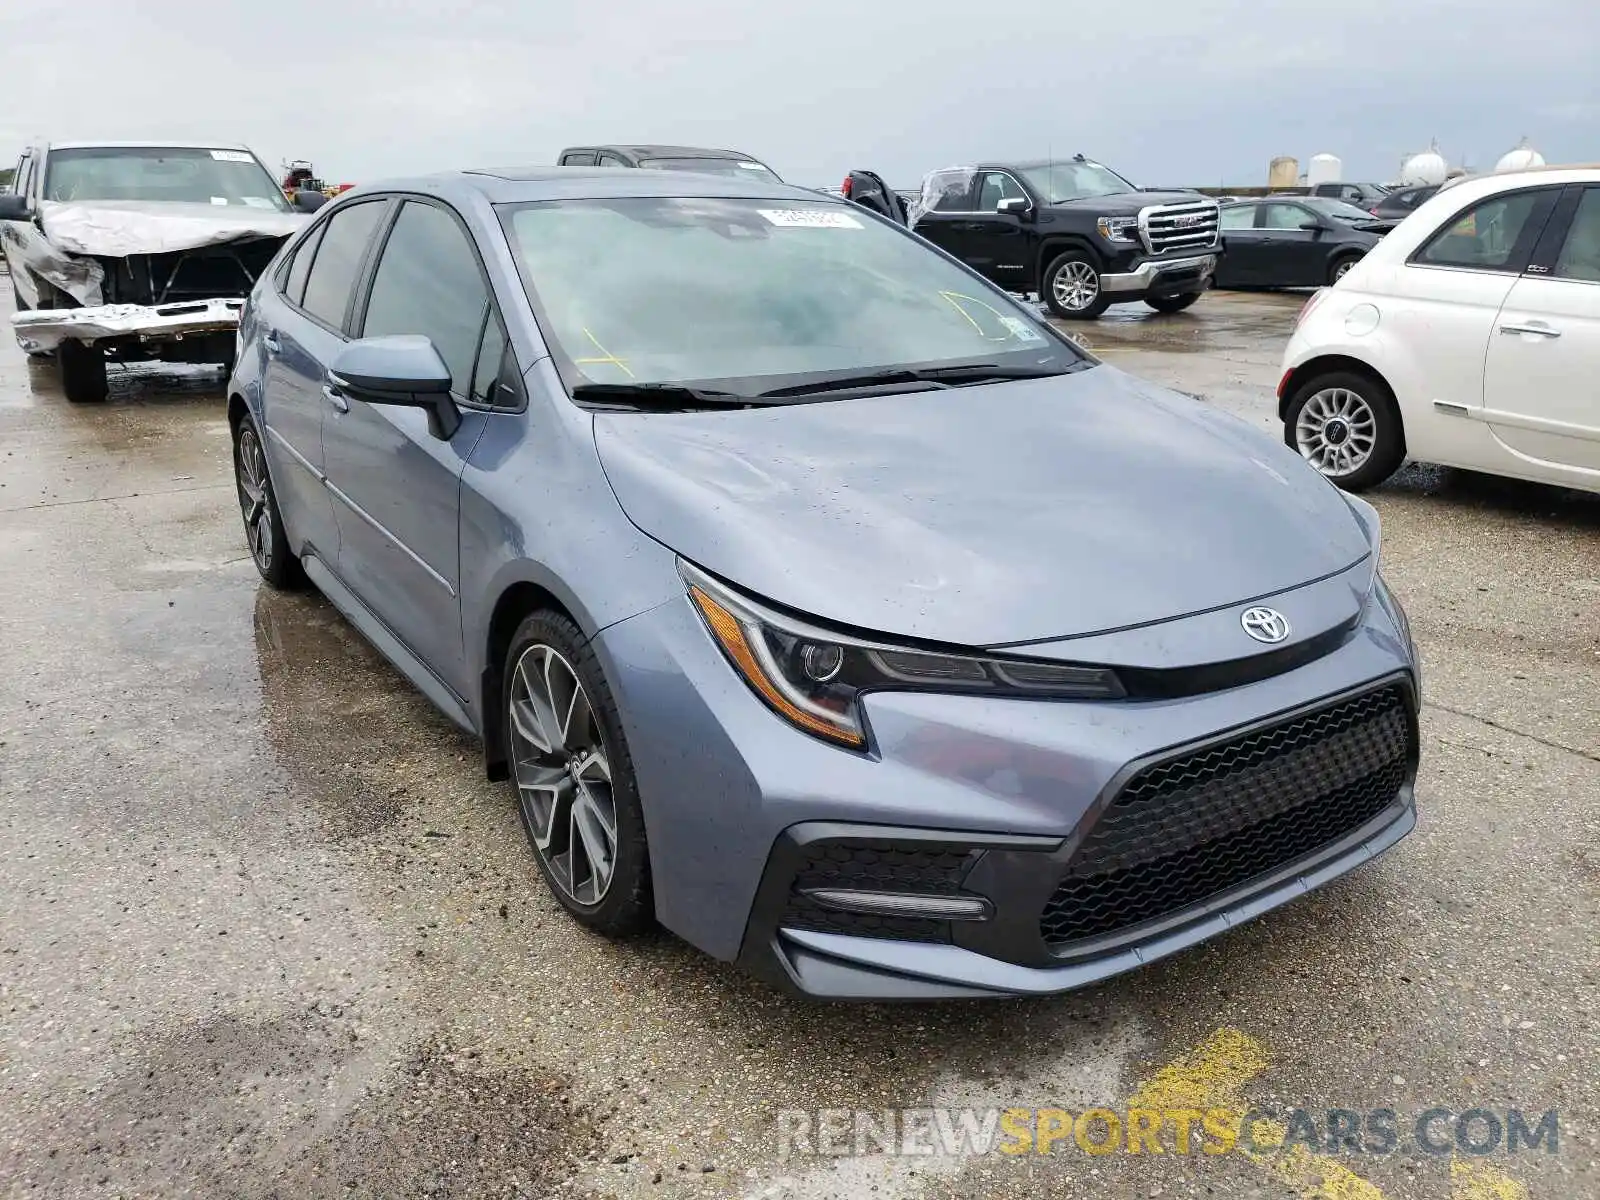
[1,286,1597,1200]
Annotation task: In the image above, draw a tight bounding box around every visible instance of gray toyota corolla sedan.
[229,167,1420,1000]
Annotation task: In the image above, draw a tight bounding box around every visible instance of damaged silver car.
[1,142,308,403]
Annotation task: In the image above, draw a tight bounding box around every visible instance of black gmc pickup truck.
[909,156,1221,319]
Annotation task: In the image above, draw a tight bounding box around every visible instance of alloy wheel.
[508,644,618,906]
[1295,387,1377,477]
[1051,261,1100,312]
[1334,258,1357,281]
[236,426,274,573]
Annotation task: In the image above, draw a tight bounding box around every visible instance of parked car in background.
[556,144,783,183]
[1310,182,1391,207]
[1369,184,1440,221]
[910,156,1220,318]
[1216,197,1392,289]
[1,141,306,402]
[229,165,1419,1000]
[1281,166,1600,493]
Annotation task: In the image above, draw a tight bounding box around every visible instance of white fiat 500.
[1279,166,1600,493]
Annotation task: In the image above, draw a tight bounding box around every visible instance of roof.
[38,140,255,152]
[568,145,757,161]
[1438,163,1600,192]
[342,167,818,206]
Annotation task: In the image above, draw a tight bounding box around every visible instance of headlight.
[1096,216,1139,244]
[680,561,1124,749]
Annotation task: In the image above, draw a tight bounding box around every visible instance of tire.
[57,339,108,403]
[1284,370,1404,492]
[232,410,307,589]
[503,610,653,937]
[1043,251,1112,319]
[1145,291,1202,314]
[1329,253,1362,285]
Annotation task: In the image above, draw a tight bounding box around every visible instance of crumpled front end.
[12,298,245,354]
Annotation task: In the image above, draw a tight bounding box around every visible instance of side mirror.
[997,196,1031,216]
[293,189,328,213]
[0,193,33,220]
[1299,220,1325,233]
[329,336,461,440]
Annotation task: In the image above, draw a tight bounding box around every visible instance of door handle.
[1499,322,1561,339]
[262,332,281,354]
[321,382,349,413]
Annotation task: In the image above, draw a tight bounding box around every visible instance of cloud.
[2,0,1595,187]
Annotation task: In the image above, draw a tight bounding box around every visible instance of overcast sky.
[3,0,1594,189]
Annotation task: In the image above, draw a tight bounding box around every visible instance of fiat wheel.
[1284,370,1405,492]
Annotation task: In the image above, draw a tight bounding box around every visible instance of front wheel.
[58,339,108,403]
[1145,291,1202,314]
[504,611,653,937]
[1043,252,1111,320]
[1284,371,1404,491]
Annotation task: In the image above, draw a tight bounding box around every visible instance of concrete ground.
[1,286,1596,1200]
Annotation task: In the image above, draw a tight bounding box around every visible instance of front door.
[1482,184,1600,474]
[957,170,1033,292]
[319,198,498,699]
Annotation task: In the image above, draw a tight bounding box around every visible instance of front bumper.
[12,297,244,353]
[1101,252,1218,296]
[739,676,1417,999]
[595,569,1421,1001]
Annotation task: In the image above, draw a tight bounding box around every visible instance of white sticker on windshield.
[757,209,862,229]
[210,196,229,206]
[210,149,253,163]
[738,162,766,170]
[1000,316,1046,343]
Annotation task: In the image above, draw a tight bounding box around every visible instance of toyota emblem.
[1241,607,1291,644]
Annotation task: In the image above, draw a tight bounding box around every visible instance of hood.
[1047,190,1210,216]
[38,200,306,257]
[594,368,1371,648]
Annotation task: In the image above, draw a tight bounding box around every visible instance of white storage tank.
[1399,145,1448,186]
[1495,138,1546,172]
[1307,153,1342,187]
[1268,156,1299,189]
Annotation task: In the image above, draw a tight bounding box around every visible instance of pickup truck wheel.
[58,340,108,404]
[1146,291,1202,314]
[1043,252,1111,320]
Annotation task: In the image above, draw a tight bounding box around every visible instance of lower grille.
[779,842,977,943]
[1040,685,1412,948]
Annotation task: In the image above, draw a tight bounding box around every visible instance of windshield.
[1016,161,1137,204]
[1303,196,1382,223]
[43,146,290,210]
[637,157,783,184]
[502,196,1083,395]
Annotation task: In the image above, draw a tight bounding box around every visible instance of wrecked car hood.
[37,200,305,257]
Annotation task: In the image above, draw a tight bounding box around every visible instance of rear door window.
[281,224,325,305]
[359,200,489,395]
[1220,205,1256,230]
[561,151,596,166]
[1551,187,1600,283]
[299,200,388,329]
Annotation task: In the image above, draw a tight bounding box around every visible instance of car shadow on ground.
[1381,461,1600,531]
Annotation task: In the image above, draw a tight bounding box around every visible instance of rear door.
[319,197,498,696]
[1481,184,1600,473]
[3,150,45,306]
[909,169,980,265]
[258,198,391,563]
[1216,203,1267,285]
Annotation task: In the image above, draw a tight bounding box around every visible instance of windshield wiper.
[757,362,1075,399]
[571,382,757,410]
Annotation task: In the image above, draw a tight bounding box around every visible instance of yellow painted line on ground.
[1451,1158,1530,1200]
[1130,1029,1532,1200]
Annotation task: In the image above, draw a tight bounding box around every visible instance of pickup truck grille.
[1139,201,1220,256]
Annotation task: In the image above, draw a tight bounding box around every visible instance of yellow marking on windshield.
[938,291,1015,341]
[576,327,634,379]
